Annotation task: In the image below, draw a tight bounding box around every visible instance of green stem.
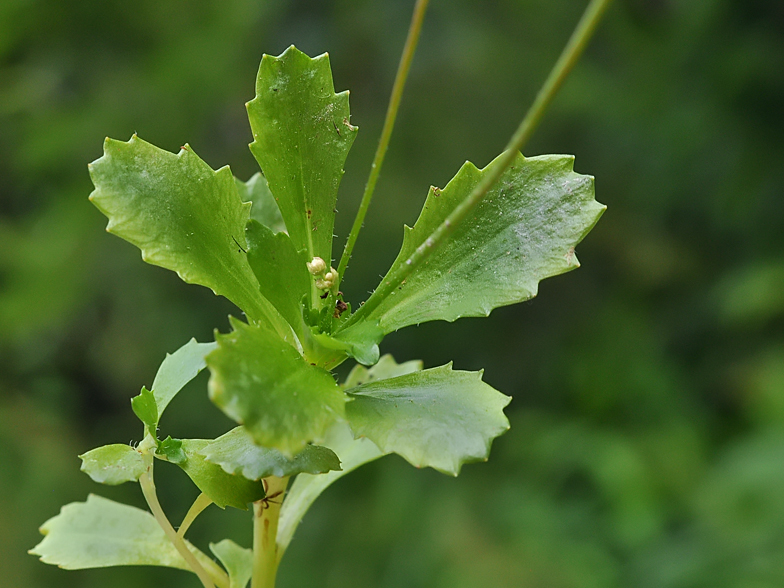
[251,476,290,588]
[177,492,213,540]
[336,0,430,287]
[340,0,613,329]
[139,465,228,588]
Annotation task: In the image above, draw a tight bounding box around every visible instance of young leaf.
[278,356,421,552]
[199,426,341,480]
[30,494,216,572]
[79,444,146,486]
[172,439,266,510]
[210,539,252,588]
[88,135,285,330]
[152,338,217,421]
[247,45,358,264]
[345,363,511,476]
[245,219,310,338]
[345,153,605,336]
[235,173,286,234]
[207,317,346,456]
[156,436,187,464]
[131,386,158,436]
[277,421,384,554]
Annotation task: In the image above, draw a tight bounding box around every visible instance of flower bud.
[307,256,327,275]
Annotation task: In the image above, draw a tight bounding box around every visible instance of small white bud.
[307,257,327,275]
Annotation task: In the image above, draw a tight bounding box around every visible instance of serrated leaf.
[210,539,252,588]
[245,219,310,338]
[79,444,146,485]
[131,386,158,435]
[345,363,511,475]
[247,45,358,263]
[156,436,187,464]
[207,317,346,456]
[235,173,286,234]
[30,494,215,572]
[152,338,217,420]
[351,153,605,335]
[343,354,423,388]
[199,426,341,480]
[277,421,384,553]
[172,439,265,510]
[88,135,284,328]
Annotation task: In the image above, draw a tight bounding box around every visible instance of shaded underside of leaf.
[174,439,266,510]
[79,444,146,486]
[210,539,253,588]
[278,357,423,552]
[247,45,358,263]
[207,317,346,456]
[88,135,279,326]
[235,173,286,234]
[245,219,310,339]
[152,338,217,420]
[30,494,213,572]
[357,152,605,334]
[343,353,424,388]
[345,363,511,476]
[277,421,384,554]
[199,426,341,480]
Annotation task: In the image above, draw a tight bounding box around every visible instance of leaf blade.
[345,363,511,475]
[210,539,252,588]
[352,153,605,334]
[245,220,310,338]
[247,46,358,263]
[207,317,346,456]
[29,494,214,572]
[79,444,146,486]
[236,173,286,234]
[174,439,266,510]
[152,338,217,420]
[88,135,283,328]
[199,426,341,480]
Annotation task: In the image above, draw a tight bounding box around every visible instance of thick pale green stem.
[340,0,614,329]
[252,476,290,588]
[139,464,228,588]
[336,0,430,287]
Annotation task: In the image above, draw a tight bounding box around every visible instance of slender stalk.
[340,0,613,329]
[139,467,228,588]
[177,492,213,539]
[251,476,290,588]
[336,0,430,287]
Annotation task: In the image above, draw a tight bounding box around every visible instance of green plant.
[29,1,611,586]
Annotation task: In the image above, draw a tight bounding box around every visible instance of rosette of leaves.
[31,46,604,586]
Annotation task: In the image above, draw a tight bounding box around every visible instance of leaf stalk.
[138,460,228,588]
[340,0,614,328]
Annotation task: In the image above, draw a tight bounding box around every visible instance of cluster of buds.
[307,256,338,291]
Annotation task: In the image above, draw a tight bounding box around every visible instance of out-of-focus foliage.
[2,0,783,586]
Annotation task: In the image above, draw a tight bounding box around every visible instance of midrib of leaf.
[294,143,321,309]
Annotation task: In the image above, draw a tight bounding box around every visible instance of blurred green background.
[2,0,783,586]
